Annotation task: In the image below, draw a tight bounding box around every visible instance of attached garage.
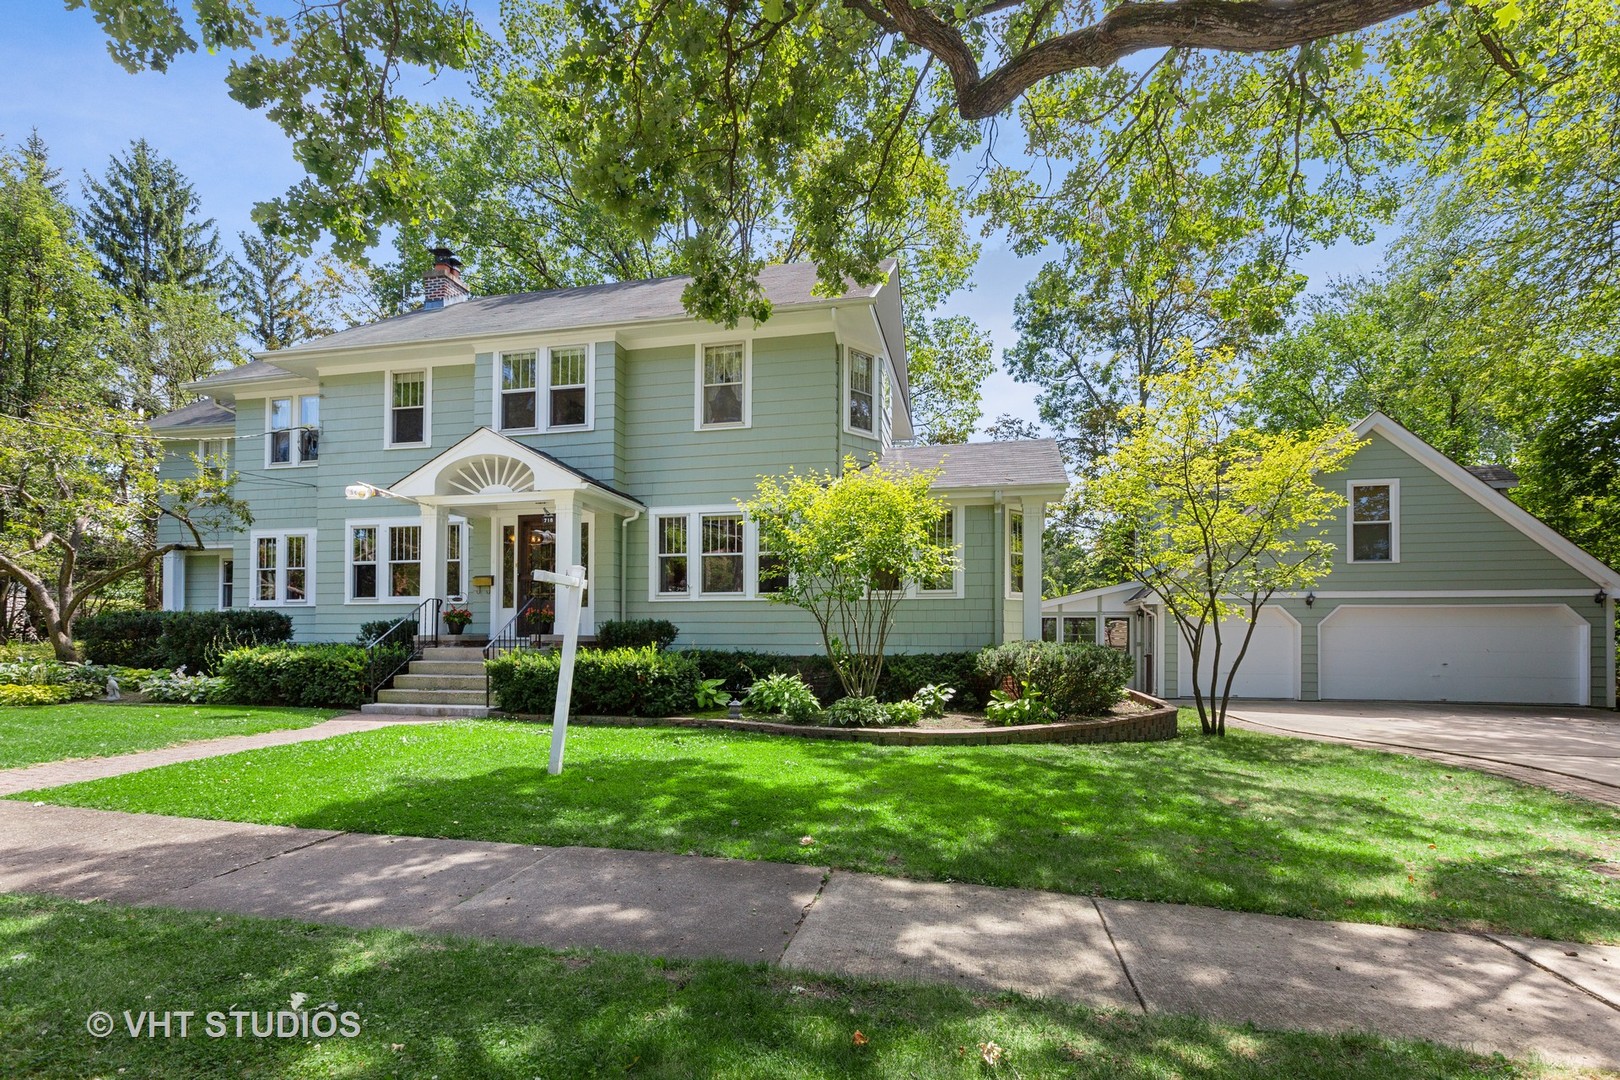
[1177,607,1300,700]
[1318,605,1590,706]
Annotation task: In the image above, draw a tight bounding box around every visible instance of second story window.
[1349,481,1399,562]
[389,371,428,447]
[847,350,875,434]
[549,346,589,428]
[698,342,747,428]
[268,395,318,466]
[501,350,538,431]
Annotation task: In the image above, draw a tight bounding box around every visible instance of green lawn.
[0,893,1563,1079]
[0,703,339,769]
[20,714,1620,942]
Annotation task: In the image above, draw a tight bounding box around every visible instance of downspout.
[993,490,1005,646]
[619,509,641,622]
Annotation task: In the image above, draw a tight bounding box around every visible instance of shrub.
[357,618,417,648]
[679,649,991,707]
[0,683,85,706]
[596,619,679,650]
[911,684,956,718]
[975,641,1132,719]
[743,672,820,717]
[984,684,1056,726]
[138,669,228,704]
[822,695,890,728]
[883,699,923,726]
[0,642,53,663]
[694,677,730,710]
[78,610,293,672]
[877,652,993,709]
[217,643,399,709]
[487,646,699,717]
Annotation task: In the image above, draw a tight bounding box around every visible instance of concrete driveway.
[1228,701,1620,801]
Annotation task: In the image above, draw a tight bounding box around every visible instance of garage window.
[1349,481,1399,563]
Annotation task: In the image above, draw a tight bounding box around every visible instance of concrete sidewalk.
[3,799,1618,1069]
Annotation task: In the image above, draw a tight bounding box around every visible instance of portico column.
[161,550,184,612]
[555,493,581,581]
[1021,497,1045,643]
[419,504,444,616]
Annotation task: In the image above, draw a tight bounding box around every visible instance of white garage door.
[1318,605,1588,705]
[1178,608,1299,699]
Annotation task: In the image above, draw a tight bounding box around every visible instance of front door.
[516,513,556,636]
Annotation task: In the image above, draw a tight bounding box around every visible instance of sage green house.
[1045,412,1618,708]
[151,257,1068,671]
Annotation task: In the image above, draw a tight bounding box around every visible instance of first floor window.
[847,350,875,433]
[757,545,786,595]
[501,350,538,430]
[700,343,745,426]
[389,525,422,598]
[1104,617,1129,650]
[1008,510,1025,596]
[1041,617,1057,641]
[920,511,956,593]
[351,527,379,600]
[549,346,588,428]
[252,532,314,605]
[1063,616,1097,644]
[1350,482,1395,562]
[391,371,426,445]
[701,514,745,593]
[445,521,465,599]
[219,558,234,608]
[657,515,689,595]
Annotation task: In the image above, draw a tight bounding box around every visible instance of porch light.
[1598,589,1609,606]
[345,482,414,502]
[1305,592,1316,608]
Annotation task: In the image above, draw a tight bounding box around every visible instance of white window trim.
[915,505,965,599]
[248,529,316,607]
[647,506,768,601]
[494,348,540,434]
[383,367,433,450]
[693,340,752,431]
[345,519,442,604]
[265,394,320,468]
[1006,507,1026,599]
[444,515,469,602]
[1347,478,1401,564]
[218,554,235,610]
[843,347,882,438]
[545,344,595,433]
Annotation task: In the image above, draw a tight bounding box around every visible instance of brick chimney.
[422,247,470,309]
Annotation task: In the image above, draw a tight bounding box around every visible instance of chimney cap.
[430,246,462,270]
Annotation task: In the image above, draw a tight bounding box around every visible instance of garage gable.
[1314,415,1617,592]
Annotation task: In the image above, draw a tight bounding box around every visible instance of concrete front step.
[393,673,486,691]
[359,701,490,718]
[418,646,488,662]
[407,660,487,676]
[376,687,488,707]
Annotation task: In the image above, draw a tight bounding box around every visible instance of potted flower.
[443,605,474,636]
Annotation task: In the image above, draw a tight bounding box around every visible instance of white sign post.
[532,564,588,775]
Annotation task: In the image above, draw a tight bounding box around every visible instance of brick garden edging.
[548,690,1178,746]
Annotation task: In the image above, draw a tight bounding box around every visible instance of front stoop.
[362,645,494,717]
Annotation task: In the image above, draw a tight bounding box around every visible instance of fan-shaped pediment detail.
[442,455,536,496]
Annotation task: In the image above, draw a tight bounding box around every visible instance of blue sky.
[2,2,1387,432]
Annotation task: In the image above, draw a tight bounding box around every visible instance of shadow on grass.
[0,893,1540,1079]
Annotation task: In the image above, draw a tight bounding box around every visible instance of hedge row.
[976,641,1135,719]
[78,610,293,672]
[487,646,698,717]
[675,649,996,709]
[215,643,409,710]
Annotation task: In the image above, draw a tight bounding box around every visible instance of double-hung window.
[656,516,689,596]
[1349,481,1398,562]
[267,395,319,466]
[219,558,234,609]
[698,343,747,427]
[700,514,745,594]
[918,510,959,595]
[847,350,875,434]
[756,543,787,596]
[251,531,314,605]
[500,350,539,431]
[388,525,422,598]
[1007,509,1025,597]
[349,523,428,600]
[389,371,428,446]
[651,511,787,600]
[350,526,379,600]
[549,346,589,428]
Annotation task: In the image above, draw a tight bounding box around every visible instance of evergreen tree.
[228,225,324,351]
[81,138,220,305]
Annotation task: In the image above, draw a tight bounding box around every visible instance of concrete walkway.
[1227,701,1620,807]
[3,799,1618,1069]
[0,714,440,797]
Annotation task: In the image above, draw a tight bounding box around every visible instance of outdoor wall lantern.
[1305,592,1316,608]
[1598,589,1609,606]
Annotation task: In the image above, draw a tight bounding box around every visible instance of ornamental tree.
[0,403,250,660]
[1086,350,1361,735]
[741,458,956,699]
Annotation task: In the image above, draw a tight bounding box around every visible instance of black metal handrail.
[363,597,442,703]
[483,597,539,707]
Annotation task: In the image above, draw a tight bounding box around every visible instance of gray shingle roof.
[149,398,237,432]
[1465,464,1520,490]
[186,358,299,393]
[270,260,894,358]
[880,439,1069,490]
